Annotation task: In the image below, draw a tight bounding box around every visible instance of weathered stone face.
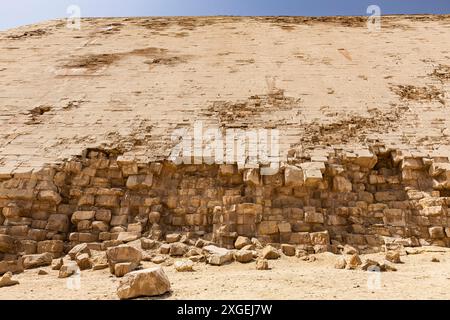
[0,148,450,258]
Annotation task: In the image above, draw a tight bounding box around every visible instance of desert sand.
[1,248,450,300]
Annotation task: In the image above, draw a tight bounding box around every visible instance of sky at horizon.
[1,0,450,31]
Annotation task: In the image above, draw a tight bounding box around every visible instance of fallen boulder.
[0,258,23,275]
[23,252,53,269]
[256,259,269,270]
[203,245,233,266]
[58,261,79,278]
[68,243,91,260]
[385,251,402,264]
[261,245,280,260]
[345,254,362,270]
[75,253,92,270]
[106,245,142,277]
[169,243,188,257]
[281,244,296,257]
[0,272,19,288]
[116,267,171,300]
[234,250,254,263]
[174,260,194,272]
[234,236,251,250]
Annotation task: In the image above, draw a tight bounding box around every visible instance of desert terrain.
[1,247,450,300]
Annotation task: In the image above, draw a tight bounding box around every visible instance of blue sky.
[1,0,449,30]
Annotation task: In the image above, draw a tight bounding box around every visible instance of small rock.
[251,238,263,249]
[91,252,108,270]
[116,267,171,300]
[385,250,402,264]
[185,247,202,257]
[343,245,358,255]
[114,262,136,277]
[345,254,362,270]
[174,260,194,272]
[141,251,154,262]
[140,238,156,250]
[51,258,63,271]
[163,259,174,267]
[169,243,188,257]
[261,246,280,260]
[234,236,251,250]
[281,244,296,257]
[151,255,167,264]
[380,262,397,272]
[68,243,91,260]
[37,269,48,275]
[241,244,256,251]
[58,261,79,278]
[159,244,171,254]
[75,253,92,270]
[234,250,254,263]
[188,255,205,263]
[0,272,19,288]
[361,259,381,271]
[166,233,181,243]
[194,239,208,248]
[256,259,269,270]
[335,257,347,269]
[431,257,440,263]
[295,249,309,258]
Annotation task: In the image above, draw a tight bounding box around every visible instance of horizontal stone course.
[0,148,450,258]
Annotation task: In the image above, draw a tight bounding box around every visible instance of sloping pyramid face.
[0,16,450,258]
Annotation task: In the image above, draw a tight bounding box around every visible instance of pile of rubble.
[0,227,435,299]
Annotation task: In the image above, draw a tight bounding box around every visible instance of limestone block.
[71,211,96,223]
[257,221,279,235]
[333,176,352,192]
[284,165,304,187]
[126,175,153,190]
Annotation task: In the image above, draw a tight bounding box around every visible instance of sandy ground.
[1,248,450,300]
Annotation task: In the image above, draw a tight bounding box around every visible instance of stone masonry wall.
[1,146,450,265]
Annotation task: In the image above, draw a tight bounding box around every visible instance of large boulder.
[169,243,188,257]
[281,244,296,256]
[106,245,142,276]
[0,258,23,275]
[75,253,92,270]
[202,245,233,266]
[58,261,79,278]
[116,267,171,300]
[234,236,251,250]
[234,250,254,263]
[261,245,280,260]
[23,252,53,269]
[0,272,19,288]
[345,254,362,270]
[68,243,91,260]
